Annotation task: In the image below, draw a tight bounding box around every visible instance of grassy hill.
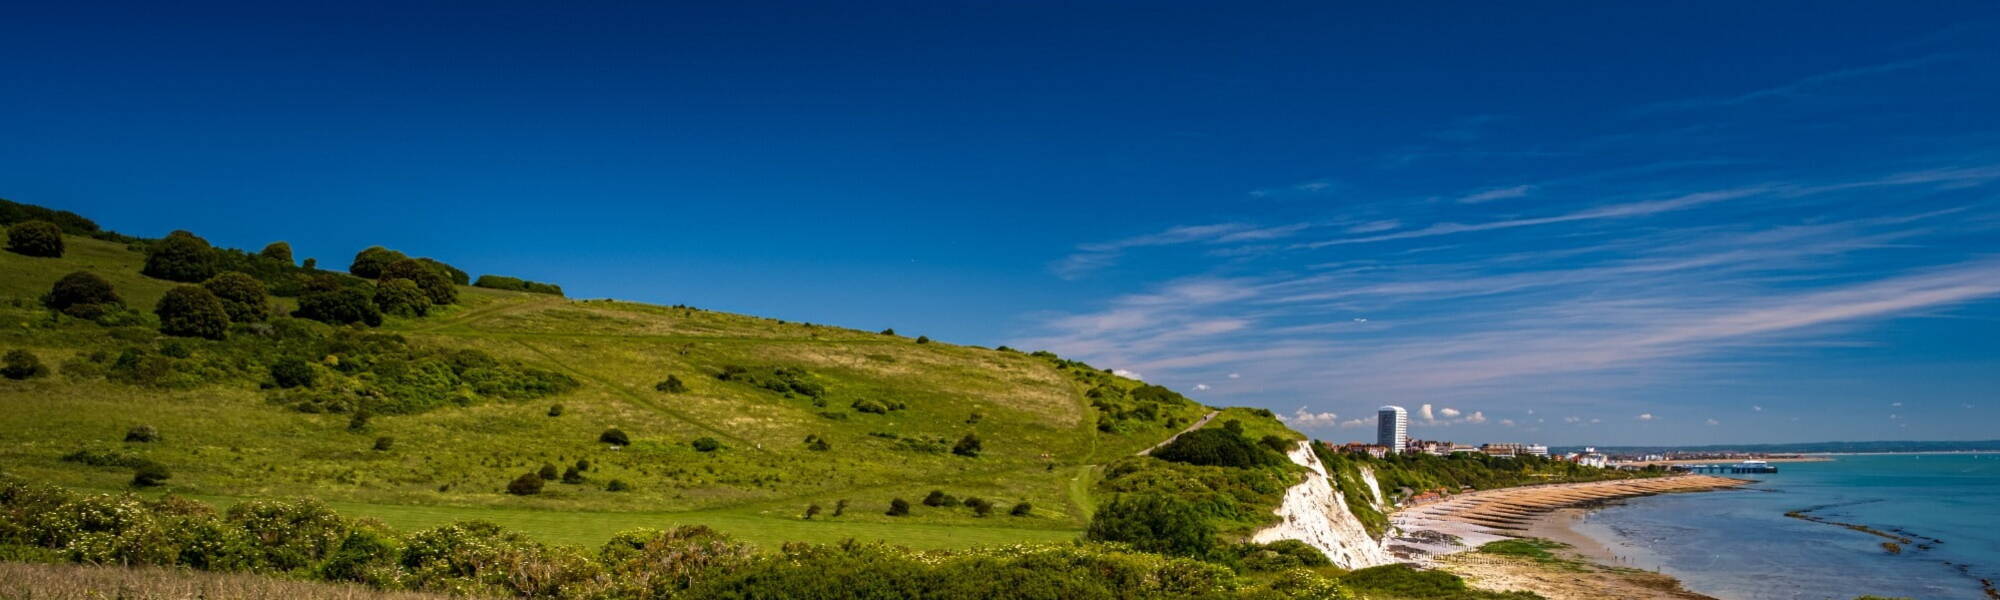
[0,221,1214,550]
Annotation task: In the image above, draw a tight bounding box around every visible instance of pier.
[1676,461,1778,474]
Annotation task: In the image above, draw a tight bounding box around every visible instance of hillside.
[0,204,1215,550]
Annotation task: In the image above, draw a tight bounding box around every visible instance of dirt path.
[1136,410,1219,456]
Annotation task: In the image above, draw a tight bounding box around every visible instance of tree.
[916,335,931,344]
[372,278,432,317]
[507,473,544,495]
[42,271,122,318]
[2,349,48,380]
[952,433,983,457]
[803,504,822,520]
[302,257,317,269]
[600,428,631,446]
[922,490,953,507]
[538,463,559,480]
[417,258,469,286]
[561,465,584,484]
[155,285,231,340]
[269,357,315,388]
[1010,502,1033,517]
[259,241,294,264]
[969,497,994,517]
[132,462,172,487]
[348,246,406,279]
[655,375,687,393]
[880,328,896,336]
[202,272,270,322]
[293,288,383,326]
[142,231,218,282]
[5,220,63,257]
[886,498,910,516]
[1149,428,1282,468]
[1085,494,1217,558]
[379,258,457,305]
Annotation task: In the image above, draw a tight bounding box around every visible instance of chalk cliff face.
[1250,441,1397,569]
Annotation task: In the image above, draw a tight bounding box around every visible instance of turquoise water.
[1573,454,2000,600]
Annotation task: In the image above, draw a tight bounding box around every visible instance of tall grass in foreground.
[0,561,455,600]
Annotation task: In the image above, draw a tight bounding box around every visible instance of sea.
[1570,453,2000,600]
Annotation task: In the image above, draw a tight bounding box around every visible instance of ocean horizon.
[1572,453,2000,600]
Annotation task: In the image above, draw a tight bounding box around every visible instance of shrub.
[834,499,848,516]
[952,433,983,457]
[124,425,160,443]
[886,498,910,516]
[302,257,317,269]
[655,375,687,393]
[373,436,394,451]
[1259,434,1294,455]
[372,278,432,317]
[143,231,219,282]
[347,410,371,432]
[922,490,954,507]
[155,285,231,340]
[561,466,584,484]
[5,220,63,257]
[270,357,315,388]
[2,349,49,380]
[1085,494,1217,558]
[538,463,559,480]
[416,258,470,286]
[43,271,122,318]
[691,437,722,452]
[968,497,994,517]
[132,462,171,487]
[1010,502,1033,517]
[916,335,930,344]
[380,259,457,305]
[880,328,896,336]
[852,399,888,414]
[803,504,821,520]
[1339,563,1485,599]
[347,247,406,279]
[547,404,564,417]
[507,473,544,495]
[803,434,831,451]
[600,428,631,446]
[293,288,383,326]
[606,479,632,492]
[575,458,590,471]
[1150,428,1282,468]
[472,275,564,296]
[259,241,293,264]
[201,271,270,322]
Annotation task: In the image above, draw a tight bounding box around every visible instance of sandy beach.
[1389,475,1749,600]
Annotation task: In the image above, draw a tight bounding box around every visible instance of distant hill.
[1553,440,2000,455]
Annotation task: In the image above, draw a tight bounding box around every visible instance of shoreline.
[1389,476,1748,600]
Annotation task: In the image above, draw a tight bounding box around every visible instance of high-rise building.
[1376,405,1408,453]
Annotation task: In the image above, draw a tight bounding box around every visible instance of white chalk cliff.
[1250,441,1397,569]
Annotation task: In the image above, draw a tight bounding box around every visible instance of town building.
[1377,405,1408,453]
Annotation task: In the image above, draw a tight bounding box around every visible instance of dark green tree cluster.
[142,231,219,283]
[41,271,123,319]
[5,220,64,257]
[294,288,383,326]
[0,199,111,239]
[2,349,49,380]
[379,258,457,305]
[372,278,432,317]
[473,274,564,296]
[1150,428,1285,469]
[259,241,293,264]
[154,285,231,340]
[202,271,270,323]
[348,246,406,279]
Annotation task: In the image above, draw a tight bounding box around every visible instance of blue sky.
[4,2,1998,445]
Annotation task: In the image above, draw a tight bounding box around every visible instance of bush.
[348,247,406,279]
[952,433,983,457]
[347,410,371,432]
[1339,564,1494,599]
[132,462,172,487]
[968,497,994,517]
[472,275,564,296]
[2,349,49,380]
[922,490,955,507]
[547,404,564,417]
[599,428,631,446]
[373,436,394,451]
[293,288,383,326]
[1259,434,1293,455]
[155,285,231,340]
[124,425,160,443]
[143,231,219,283]
[259,241,293,264]
[202,272,270,322]
[574,459,590,471]
[372,278,432,317]
[1085,494,1217,558]
[886,498,910,516]
[1010,502,1033,517]
[834,499,848,516]
[5,220,63,257]
[803,504,821,520]
[416,258,470,286]
[655,375,687,393]
[43,271,123,318]
[852,399,888,414]
[916,335,930,344]
[691,437,722,452]
[606,479,632,492]
[561,466,584,484]
[538,463,560,480]
[379,259,457,305]
[803,434,831,451]
[1150,428,1283,468]
[270,357,315,388]
[507,473,544,495]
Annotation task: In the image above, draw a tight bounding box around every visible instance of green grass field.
[0,231,1214,550]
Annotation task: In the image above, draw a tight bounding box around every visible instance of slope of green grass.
[0,229,1217,549]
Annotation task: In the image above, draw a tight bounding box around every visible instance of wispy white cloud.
[1634,54,1956,114]
[1052,223,1313,278]
[1294,186,1769,249]
[1457,185,1534,204]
